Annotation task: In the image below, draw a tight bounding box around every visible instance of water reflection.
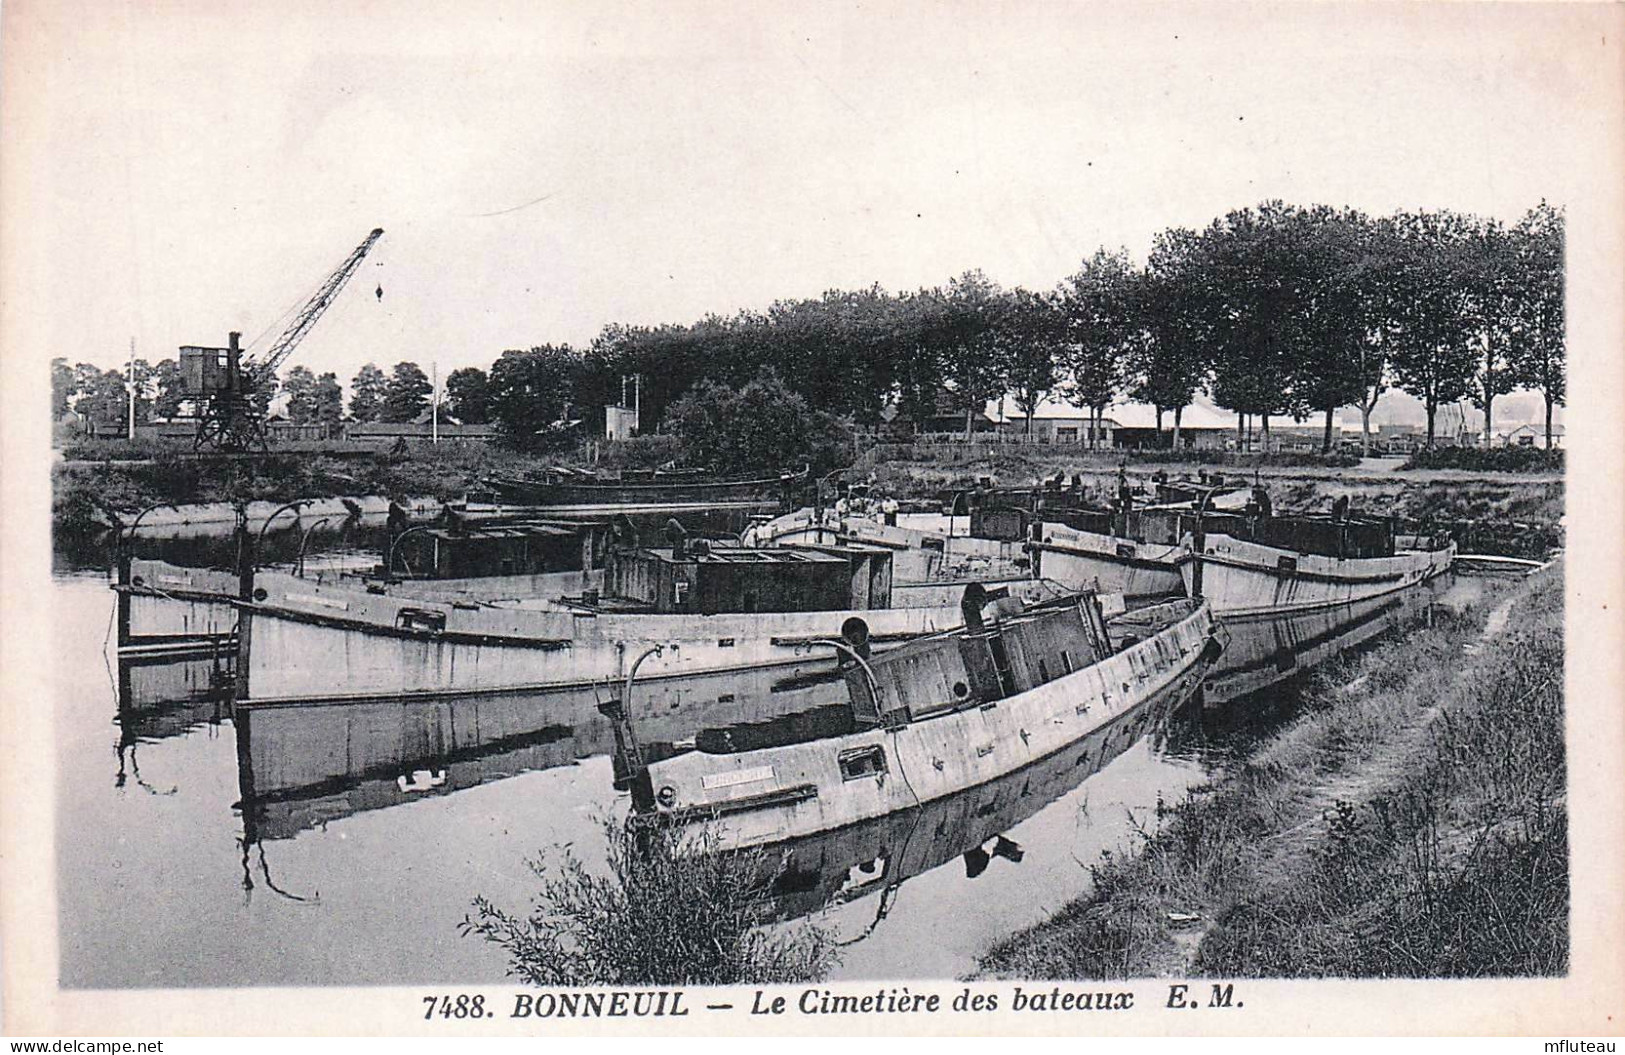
[232,661,864,844]
[755,691,1180,934]
[78,545,1458,986]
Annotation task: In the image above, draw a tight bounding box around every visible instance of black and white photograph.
[2,0,1621,1040]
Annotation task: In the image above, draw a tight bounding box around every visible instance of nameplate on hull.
[283,593,352,612]
[701,765,776,790]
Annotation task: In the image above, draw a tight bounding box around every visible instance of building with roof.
[1496,423,1564,449]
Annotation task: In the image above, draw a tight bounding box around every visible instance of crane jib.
[247,227,385,377]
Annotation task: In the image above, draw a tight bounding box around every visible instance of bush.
[462,815,838,986]
[665,369,853,477]
[1402,446,1564,473]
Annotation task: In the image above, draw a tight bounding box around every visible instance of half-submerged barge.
[1184,512,1456,616]
[475,465,807,515]
[615,585,1217,850]
[233,531,1067,703]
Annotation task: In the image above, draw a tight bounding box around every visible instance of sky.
[5,0,1610,425]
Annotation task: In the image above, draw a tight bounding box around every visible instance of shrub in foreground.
[463,815,838,986]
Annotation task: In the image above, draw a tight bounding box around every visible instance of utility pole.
[127,336,136,441]
[431,361,439,444]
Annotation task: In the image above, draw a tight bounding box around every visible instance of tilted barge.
[232,535,1069,703]
[479,465,807,512]
[1024,484,1251,601]
[1183,511,1456,616]
[613,585,1217,850]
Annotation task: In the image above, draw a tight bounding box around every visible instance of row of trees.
[55,199,1564,459]
[423,200,1564,457]
[54,355,445,429]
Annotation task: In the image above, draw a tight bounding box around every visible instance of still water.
[53,534,1484,988]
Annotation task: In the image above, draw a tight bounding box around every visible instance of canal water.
[52,530,1488,988]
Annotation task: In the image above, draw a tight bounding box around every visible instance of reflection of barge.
[751,681,1172,923]
[231,657,862,843]
[1201,584,1435,705]
[623,586,1216,849]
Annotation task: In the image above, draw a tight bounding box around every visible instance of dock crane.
[181,227,385,452]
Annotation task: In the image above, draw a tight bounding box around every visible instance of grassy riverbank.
[977,566,1566,979]
[865,448,1564,557]
[53,438,1564,558]
[51,445,548,532]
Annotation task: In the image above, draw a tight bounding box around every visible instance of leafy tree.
[999,288,1065,439]
[1508,202,1565,449]
[1136,228,1213,449]
[51,358,74,418]
[249,369,279,420]
[445,366,491,424]
[1464,218,1522,448]
[70,362,102,412]
[1060,248,1141,448]
[282,365,319,424]
[665,368,848,475]
[349,363,387,423]
[928,271,1009,440]
[488,345,580,449]
[893,291,945,434]
[151,358,187,420]
[1281,207,1375,452]
[381,361,433,423]
[1201,203,1315,452]
[78,369,132,426]
[1386,210,1481,446]
[313,372,345,425]
[1343,215,1407,455]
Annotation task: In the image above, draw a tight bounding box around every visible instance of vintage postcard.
[2,0,1621,1039]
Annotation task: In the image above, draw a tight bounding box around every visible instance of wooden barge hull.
[234,575,1068,703]
[644,599,1215,850]
[1027,522,1185,601]
[1183,534,1456,617]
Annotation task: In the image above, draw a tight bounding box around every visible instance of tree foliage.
[665,369,847,475]
[381,361,433,423]
[488,345,581,449]
[313,372,345,425]
[445,366,492,424]
[282,365,319,424]
[349,363,387,423]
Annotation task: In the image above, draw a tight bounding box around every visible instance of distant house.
[1497,423,1564,449]
[880,391,998,439]
[986,399,1235,449]
[1104,403,1231,450]
[264,416,336,442]
[993,402,1116,447]
[344,420,497,444]
[605,404,639,440]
